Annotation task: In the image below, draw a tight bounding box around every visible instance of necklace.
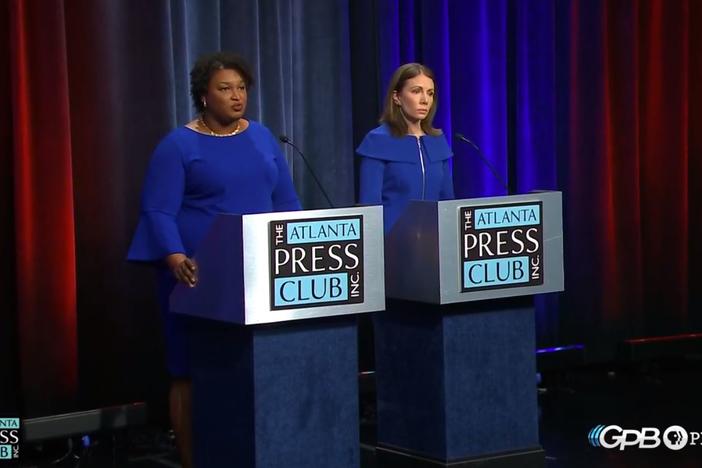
[199,116,241,137]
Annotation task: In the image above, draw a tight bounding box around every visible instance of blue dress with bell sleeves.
[356,124,454,232]
[127,122,300,376]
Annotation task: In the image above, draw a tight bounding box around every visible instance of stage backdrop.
[2,0,354,417]
[349,0,700,360]
[1,0,700,417]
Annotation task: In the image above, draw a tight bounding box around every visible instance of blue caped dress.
[127,121,301,377]
[356,123,454,232]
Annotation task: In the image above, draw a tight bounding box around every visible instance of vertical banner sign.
[0,418,20,460]
[270,216,364,310]
[460,202,544,292]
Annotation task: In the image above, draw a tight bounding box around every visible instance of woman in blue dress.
[127,52,300,467]
[356,63,454,232]
[355,63,455,396]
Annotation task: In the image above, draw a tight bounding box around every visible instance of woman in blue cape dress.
[356,63,454,232]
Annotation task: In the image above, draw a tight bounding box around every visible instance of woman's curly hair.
[190,52,254,113]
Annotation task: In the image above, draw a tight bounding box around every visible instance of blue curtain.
[349,0,700,360]
[350,0,563,347]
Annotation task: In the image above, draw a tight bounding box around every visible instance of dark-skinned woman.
[127,52,300,467]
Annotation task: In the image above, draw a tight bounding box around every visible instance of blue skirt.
[157,269,190,378]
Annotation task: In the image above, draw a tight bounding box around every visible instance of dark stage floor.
[15,360,702,467]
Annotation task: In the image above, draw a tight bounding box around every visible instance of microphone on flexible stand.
[454,133,510,194]
[279,135,336,208]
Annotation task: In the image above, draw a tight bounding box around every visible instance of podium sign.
[376,191,564,467]
[269,214,364,309]
[386,191,563,303]
[171,206,384,324]
[168,206,384,468]
[459,201,544,292]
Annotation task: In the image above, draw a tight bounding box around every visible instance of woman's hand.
[166,253,198,287]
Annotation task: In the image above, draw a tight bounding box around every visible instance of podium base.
[375,445,545,468]
[188,315,359,468]
[374,297,540,460]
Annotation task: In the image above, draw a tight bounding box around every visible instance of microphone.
[454,133,509,194]
[279,135,335,208]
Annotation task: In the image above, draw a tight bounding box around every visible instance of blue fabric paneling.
[188,317,359,468]
[374,298,539,461]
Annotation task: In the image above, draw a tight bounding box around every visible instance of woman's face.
[202,68,247,122]
[393,73,434,123]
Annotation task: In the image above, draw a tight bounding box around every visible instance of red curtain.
[0,0,18,415]
[692,0,702,321]
[3,0,174,416]
[561,0,695,352]
[635,0,689,331]
[9,0,77,414]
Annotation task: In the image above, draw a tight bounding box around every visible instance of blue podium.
[171,206,385,468]
[377,192,564,467]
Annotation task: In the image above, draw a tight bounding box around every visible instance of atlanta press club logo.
[588,424,692,451]
[0,418,20,460]
[269,215,364,310]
